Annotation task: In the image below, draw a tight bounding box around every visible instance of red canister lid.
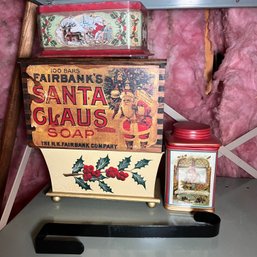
[173,121,211,140]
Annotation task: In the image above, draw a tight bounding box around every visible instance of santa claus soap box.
[19,58,166,153]
[38,1,149,57]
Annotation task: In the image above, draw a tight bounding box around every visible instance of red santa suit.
[120,92,152,149]
[91,23,105,37]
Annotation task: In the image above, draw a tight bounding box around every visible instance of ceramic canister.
[165,121,221,212]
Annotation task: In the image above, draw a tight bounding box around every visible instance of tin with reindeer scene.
[165,122,221,212]
[38,1,149,57]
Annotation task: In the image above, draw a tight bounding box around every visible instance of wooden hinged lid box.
[19,58,166,153]
[18,58,166,204]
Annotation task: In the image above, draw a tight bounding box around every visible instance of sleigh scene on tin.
[39,11,145,49]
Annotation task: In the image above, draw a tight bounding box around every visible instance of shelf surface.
[36,0,257,9]
[1,177,257,257]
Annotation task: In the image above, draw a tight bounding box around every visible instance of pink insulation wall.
[1,0,257,218]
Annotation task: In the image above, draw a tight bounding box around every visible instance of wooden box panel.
[19,58,166,153]
[41,148,163,203]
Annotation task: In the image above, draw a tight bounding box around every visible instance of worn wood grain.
[0,1,38,209]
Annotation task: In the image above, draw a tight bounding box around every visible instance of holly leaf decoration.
[98,181,113,193]
[72,156,84,173]
[90,174,106,182]
[98,174,106,180]
[49,16,55,22]
[118,156,131,170]
[111,12,118,19]
[96,155,110,170]
[50,40,57,46]
[134,159,151,169]
[132,172,146,189]
[75,177,91,191]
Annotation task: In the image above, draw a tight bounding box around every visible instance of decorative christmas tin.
[19,58,165,153]
[38,1,149,57]
[165,122,221,212]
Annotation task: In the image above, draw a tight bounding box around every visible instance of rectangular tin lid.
[38,1,146,13]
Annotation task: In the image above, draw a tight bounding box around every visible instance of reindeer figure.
[61,21,84,44]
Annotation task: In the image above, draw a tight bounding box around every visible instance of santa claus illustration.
[119,82,152,149]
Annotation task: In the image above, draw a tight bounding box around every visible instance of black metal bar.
[34,211,220,254]
[29,0,43,5]
[36,0,257,9]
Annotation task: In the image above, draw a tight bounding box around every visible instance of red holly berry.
[95,170,101,178]
[84,165,94,174]
[106,167,118,177]
[119,171,129,179]
[105,167,128,181]
[111,167,118,173]
[83,173,92,181]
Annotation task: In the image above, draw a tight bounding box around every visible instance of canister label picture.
[166,150,217,208]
